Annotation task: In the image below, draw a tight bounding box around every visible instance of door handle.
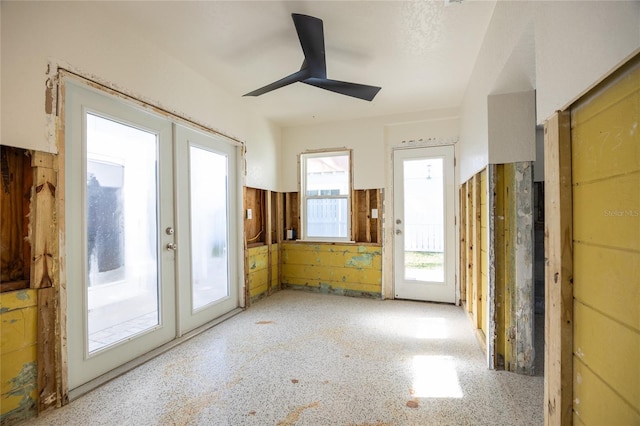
[166,242,177,251]
[395,229,402,235]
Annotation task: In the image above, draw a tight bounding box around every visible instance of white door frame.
[382,138,459,303]
[393,146,456,302]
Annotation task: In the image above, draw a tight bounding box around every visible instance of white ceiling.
[108,1,497,127]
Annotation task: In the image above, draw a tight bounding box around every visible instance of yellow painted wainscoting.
[281,242,382,298]
[570,56,640,424]
[247,245,268,300]
[0,289,38,425]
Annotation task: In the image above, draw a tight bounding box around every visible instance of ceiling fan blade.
[292,13,326,78]
[302,78,381,101]
[244,69,310,97]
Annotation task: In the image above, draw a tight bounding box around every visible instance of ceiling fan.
[244,13,381,102]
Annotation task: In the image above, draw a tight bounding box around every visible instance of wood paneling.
[353,189,382,244]
[0,289,38,423]
[480,169,488,337]
[460,170,490,349]
[459,183,467,304]
[244,187,265,246]
[281,243,382,297]
[573,244,638,330]
[570,55,640,425]
[0,146,32,291]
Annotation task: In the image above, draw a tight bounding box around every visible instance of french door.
[174,125,239,334]
[65,80,239,390]
[393,146,455,303]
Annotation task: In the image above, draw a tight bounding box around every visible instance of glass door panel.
[85,113,160,353]
[189,146,229,310]
[176,125,239,335]
[66,80,176,390]
[403,157,445,283]
[393,146,455,303]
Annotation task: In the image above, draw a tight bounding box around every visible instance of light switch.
[371,208,378,219]
[247,209,252,219]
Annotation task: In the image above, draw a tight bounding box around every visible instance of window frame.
[299,149,353,242]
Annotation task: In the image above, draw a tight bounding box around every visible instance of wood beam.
[266,190,273,294]
[459,183,467,304]
[544,111,573,426]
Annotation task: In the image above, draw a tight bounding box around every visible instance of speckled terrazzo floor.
[30,290,543,425]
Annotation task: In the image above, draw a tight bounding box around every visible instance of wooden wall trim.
[544,111,573,425]
[30,151,65,412]
[472,173,482,331]
[459,183,467,305]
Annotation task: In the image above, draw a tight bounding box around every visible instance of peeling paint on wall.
[281,243,382,298]
[0,289,38,425]
[513,161,535,375]
[0,363,37,426]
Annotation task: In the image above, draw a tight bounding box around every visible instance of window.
[300,150,352,241]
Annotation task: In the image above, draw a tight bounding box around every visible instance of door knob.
[395,229,402,235]
[166,242,177,251]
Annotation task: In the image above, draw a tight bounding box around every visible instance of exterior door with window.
[393,146,456,303]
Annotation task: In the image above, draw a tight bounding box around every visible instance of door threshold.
[68,307,243,401]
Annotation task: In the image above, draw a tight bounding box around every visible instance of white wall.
[488,91,536,164]
[281,108,459,192]
[459,1,640,183]
[0,1,279,190]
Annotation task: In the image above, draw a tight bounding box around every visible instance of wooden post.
[243,187,250,306]
[276,192,284,244]
[460,184,467,304]
[276,192,284,290]
[285,192,292,235]
[365,190,372,243]
[472,173,482,330]
[350,189,366,241]
[31,153,57,290]
[376,189,383,245]
[492,164,509,370]
[465,181,473,312]
[30,151,61,412]
[544,111,573,426]
[265,190,273,294]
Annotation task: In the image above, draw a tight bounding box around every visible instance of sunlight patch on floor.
[412,355,463,398]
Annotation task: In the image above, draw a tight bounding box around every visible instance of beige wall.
[281,108,459,192]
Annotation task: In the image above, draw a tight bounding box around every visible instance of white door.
[175,125,239,334]
[393,146,456,303]
[66,81,240,390]
[66,81,177,389]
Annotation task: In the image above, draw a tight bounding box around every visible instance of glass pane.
[306,198,348,238]
[190,146,229,310]
[403,158,444,282]
[305,154,349,196]
[86,113,159,353]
